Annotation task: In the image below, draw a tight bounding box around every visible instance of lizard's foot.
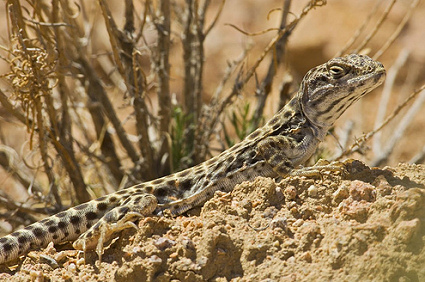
[290,159,347,178]
[73,194,157,262]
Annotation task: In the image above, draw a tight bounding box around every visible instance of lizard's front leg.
[256,136,298,176]
[73,194,157,261]
[256,136,344,178]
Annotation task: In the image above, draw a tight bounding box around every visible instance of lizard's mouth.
[375,65,386,83]
[347,64,386,92]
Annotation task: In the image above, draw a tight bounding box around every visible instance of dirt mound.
[1,160,425,281]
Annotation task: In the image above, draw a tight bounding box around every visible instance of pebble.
[284,185,297,201]
[154,237,176,250]
[293,219,304,227]
[308,185,318,197]
[271,217,288,231]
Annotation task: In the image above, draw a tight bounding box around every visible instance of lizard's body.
[0,54,385,264]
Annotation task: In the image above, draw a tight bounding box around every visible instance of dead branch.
[251,0,292,129]
[372,88,425,166]
[373,0,419,60]
[151,0,172,174]
[335,83,425,160]
[373,50,409,157]
[352,0,396,54]
[335,0,382,57]
[0,145,43,194]
[198,0,327,159]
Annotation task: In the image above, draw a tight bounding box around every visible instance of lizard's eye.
[329,65,347,78]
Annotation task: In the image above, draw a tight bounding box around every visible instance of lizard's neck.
[265,95,329,142]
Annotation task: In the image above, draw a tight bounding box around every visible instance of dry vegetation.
[0,0,425,280]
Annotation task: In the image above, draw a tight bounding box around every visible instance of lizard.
[0,54,385,264]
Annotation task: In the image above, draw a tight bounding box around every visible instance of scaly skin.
[0,54,385,264]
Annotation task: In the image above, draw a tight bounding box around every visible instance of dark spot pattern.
[269,116,280,125]
[249,130,261,139]
[336,103,345,114]
[118,207,129,214]
[70,215,81,225]
[268,140,276,147]
[132,196,141,205]
[86,212,98,220]
[249,150,257,159]
[44,219,55,226]
[48,226,58,233]
[58,221,67,229]
[3,243,12,252]
[97,202,108,211]
[33,228,45,238]
[238,146,249,157]
[194,167,204,175]
[131,191,145,196]
[154,187,168,197]
[17,236,28,244]
[74,203,89,211]
[225,161,240,175]
[103,211,115,223]
[117,207,129,220]
[121,197,132,206]
[324,115,334,122]
[179,179,192,191]
[317,95,347,116]
[39,218,50,224]
[178,170,190,177]
[152,178,165,185]
[261,151,272,161]
[224,158,243,174]
[277,166,289,174]
[109,196,118,202]
[273,123,282,131]
[56,211,67,218]
[213,171,225,180]
[116,190,128,195]
[284,111,292,118]
[273,154,283,164]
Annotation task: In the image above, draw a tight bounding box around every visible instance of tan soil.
[1,160,424,281]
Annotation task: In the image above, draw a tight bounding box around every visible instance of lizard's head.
[299,54,386,128]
